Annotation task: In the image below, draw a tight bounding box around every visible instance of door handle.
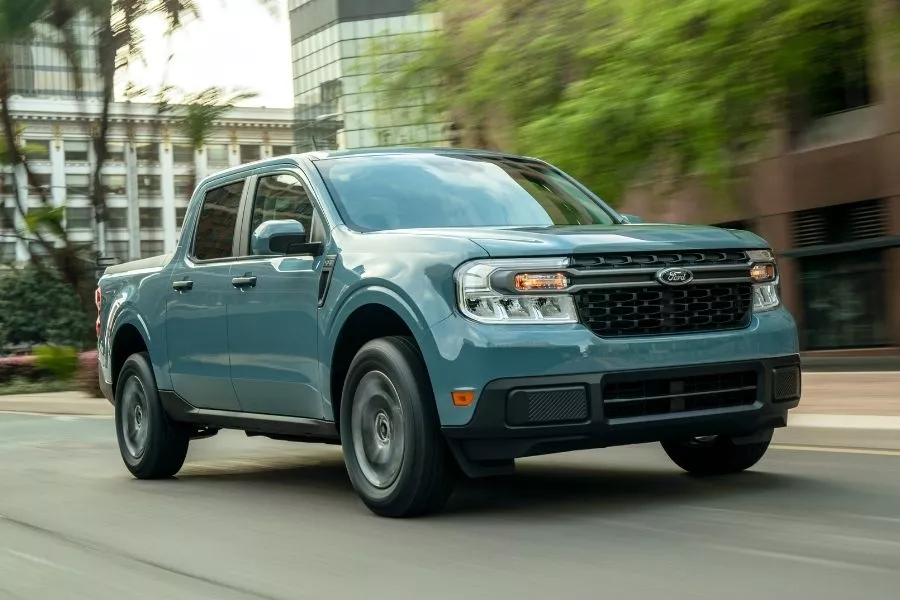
[172,280,193,292]
[232,275,257,289]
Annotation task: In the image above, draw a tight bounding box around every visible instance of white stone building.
[1,97,294,263]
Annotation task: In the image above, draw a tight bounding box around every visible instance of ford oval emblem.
[656,267,694,286]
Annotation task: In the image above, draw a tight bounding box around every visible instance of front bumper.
[441,354,801,469]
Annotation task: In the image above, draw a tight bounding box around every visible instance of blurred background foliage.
[368,0,887,206]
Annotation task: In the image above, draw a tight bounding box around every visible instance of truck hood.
[371,224,767,257]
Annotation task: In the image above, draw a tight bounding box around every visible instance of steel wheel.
[119,374,150,459]
[351,370,406,490]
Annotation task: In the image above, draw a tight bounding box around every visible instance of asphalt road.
[2,414,900,600]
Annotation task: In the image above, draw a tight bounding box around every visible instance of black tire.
[661,430,773,476]
[114,352,189,479]
[340,336,457,517]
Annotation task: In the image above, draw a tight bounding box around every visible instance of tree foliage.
[371,0,887,205]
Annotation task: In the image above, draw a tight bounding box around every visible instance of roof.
[198,146,546,188]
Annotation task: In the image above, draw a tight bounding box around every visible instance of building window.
[65,140,90,162]
[139,207,162,229]
[192,181,243,261]
[106,142,125,163]
[240,144,260,164]
[65,206,94,229]
[103,175,126,195]
[25,140,50,161]
[135,141,159,163]
[0,206,15,230]
[272,145,293,156]
[107,239,129,260]
[140,240,164,257]
[799,250,889,350]
[28,173,51,196]
[207,144,229,167]
[66,174,91,196]
[792,199,887,247]
[175,207,187,228]
[173,144,195,164]
[107,207,128,229]
[137,174,161,196]
[0,241,15,262]
[174,175,194,197]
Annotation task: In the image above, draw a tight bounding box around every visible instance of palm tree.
[161,86,258,200]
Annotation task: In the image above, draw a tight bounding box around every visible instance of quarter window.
[248,174,314,254]
[192,181,244,261]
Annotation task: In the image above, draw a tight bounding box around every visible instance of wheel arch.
[324,287,443,432]
[108,315,153,400]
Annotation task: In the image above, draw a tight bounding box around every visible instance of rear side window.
[192,181,244,261]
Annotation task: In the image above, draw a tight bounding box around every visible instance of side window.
[192,180,244,261]
[248,174,314,254]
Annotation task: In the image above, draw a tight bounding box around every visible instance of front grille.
[575,283,753,337]
[602,370,759,420]
[506,386,589,426]
[571,250,748,271]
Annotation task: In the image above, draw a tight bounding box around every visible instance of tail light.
[95,287,102,338]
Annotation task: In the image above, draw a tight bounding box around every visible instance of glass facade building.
[9,16,103,100]
[289,0,447,150]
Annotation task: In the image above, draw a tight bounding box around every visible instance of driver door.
[225,171,327,418]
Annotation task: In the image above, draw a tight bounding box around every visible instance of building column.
[13,164,28,263]
[160,137,177,252]
[125,143,140,261]
[50,133,65,209]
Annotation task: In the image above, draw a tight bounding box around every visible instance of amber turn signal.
[514,272,568,291]
[451,389,475,407]
[750,263,776,283]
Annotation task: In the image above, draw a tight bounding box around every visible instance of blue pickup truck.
[96,148,801,517]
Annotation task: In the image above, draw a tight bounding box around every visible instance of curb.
[788,414,900,431]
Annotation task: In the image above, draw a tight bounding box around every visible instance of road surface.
[1,413,899,600]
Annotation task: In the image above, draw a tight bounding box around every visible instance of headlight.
[748,249,780,312]
[454,258,579,324]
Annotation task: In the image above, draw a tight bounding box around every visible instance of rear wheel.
[115,352,189,479]
[661,430,773,476]
[340,336,457,517]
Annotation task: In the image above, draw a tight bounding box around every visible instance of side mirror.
[251,219,322,256]
[621,214,643,224]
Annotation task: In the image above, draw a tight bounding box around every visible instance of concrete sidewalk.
[0,371,896,417]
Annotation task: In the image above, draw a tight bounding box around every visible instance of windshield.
[314,153,617,232]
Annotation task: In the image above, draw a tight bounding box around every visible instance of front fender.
[318,282,449,420]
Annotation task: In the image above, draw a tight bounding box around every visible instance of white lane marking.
[772,444,900,457]
[707,544,898,574]
[0,411,111,419]
[789,414,900,430]
[4,549,77,573]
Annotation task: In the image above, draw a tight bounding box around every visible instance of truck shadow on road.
[172,448,832,519]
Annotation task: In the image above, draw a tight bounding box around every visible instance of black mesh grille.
[571,250,748,271]
[506,386,589,426]
[575,283,753,337]
[773,366,801,401]
[602,370,758,420]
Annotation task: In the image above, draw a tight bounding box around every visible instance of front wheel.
[340,336,457,517]
[661,429,773,476]
[115,352,189,479]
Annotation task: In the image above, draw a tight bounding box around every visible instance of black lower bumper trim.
[442,355,801,464]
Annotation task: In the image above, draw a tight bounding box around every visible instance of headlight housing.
[454,258,579,324]
[748,249,780,312]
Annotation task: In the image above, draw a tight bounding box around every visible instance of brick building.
[621,3,900,357]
